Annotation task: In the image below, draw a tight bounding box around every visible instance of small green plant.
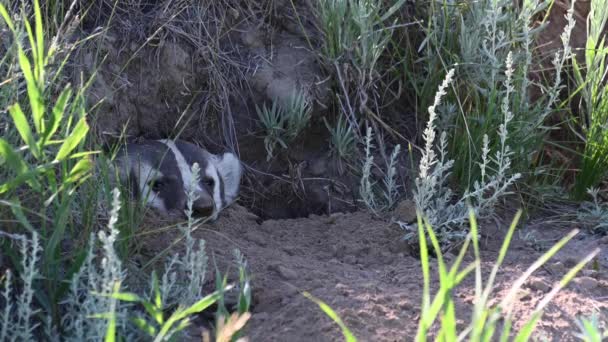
[107,275,229,341]
[571,0,608,199]
[256,91,312,160]
[359,126,401,214]
[573,314,608,342]
[577,188,608,235]
[324,115,356,167]
[303,291,357,342]
[415,209,600,340]
[316,0,405,70]
[412,65,520,244]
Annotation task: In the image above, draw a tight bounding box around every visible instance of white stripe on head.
[135,161,167,213]
[205,162,222,219]
[214,152,242,205]
[158,139,202,197]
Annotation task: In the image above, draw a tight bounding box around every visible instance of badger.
[111,139,242,220]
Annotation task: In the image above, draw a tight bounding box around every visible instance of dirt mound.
[140,205,608,341]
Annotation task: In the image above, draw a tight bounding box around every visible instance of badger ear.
[215,152,242,205]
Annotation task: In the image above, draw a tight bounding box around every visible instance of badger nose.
[192,198,215,218]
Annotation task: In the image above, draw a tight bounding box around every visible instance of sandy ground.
[140,204,608,341]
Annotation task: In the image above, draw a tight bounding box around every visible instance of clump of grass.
[415,209,600,340]
[577,188,608,235]
[317,0,404,70]
[410,0,574,193]
[571,0,608,199]
[257,91,312,160]
[324,114,356,164]
[573,314,608,341]
[412,62,520,244]
[359,126,402,215]
[0,0,96,326]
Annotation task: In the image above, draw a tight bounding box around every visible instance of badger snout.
[191,192,216,218]
[193,200,214,217]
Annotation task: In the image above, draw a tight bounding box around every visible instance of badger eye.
[149,179,164,192]
[203,178,214,187]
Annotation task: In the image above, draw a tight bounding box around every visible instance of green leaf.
[33,0,45,81]
[514,312,542,342]
[0,138,28,175]
[44,86,72,144]
[0,3,16,32]
[303,291,357,342]
[152,271,162,309]
[380,0,406,21]
[55,117,89,161]
[9,200,36,234]
[0,139,41,192]
[17,47,44,135]
[65,157,93,184]
[132,316,157,337]
[108,292,142,302]
[8,103,39,158]
[142,300,164,326]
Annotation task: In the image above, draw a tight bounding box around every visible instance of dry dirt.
[138,204,608,341]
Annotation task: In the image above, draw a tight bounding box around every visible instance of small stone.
[549,261,566,274]
[277,265,298,280]
[574,276,599,290]
[392,200,417,223]
[254,312,269,321]
[268,264,298,280]
[526,277,551,292]
[335,283,350,296]
[247,232,268,247]
[601,235,608,244]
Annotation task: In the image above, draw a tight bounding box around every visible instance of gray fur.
[112,139,242,219]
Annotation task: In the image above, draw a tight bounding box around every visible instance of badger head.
[113,139,242,220]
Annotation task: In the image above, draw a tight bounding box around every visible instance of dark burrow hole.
[240,182,359,221]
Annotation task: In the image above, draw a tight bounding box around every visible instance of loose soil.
[140,205,608,341]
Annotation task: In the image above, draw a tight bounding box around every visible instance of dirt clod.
[573,276,599,291]
[526,277,552,293]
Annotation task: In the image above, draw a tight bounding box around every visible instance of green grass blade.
[0,138,28,175]
[416,212,431,341]
[8,103,39,158]
[500,229,579,311]
[9,200,36,234]
[0,4,16,32]
[132,316,157,336]
[65,157,93,184]
[45,86,72,144]
[33,0,45,82]
[17,47,44,135]
[303,291,357,342]
[513,312,542,342]
[535,248,601,311]
[55,117,89,161]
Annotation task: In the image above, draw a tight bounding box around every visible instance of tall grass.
[415,209,600,340]
[571,0,608,199]
[409,0,573,193]
[0,0,95,324]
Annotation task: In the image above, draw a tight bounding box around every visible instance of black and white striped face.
[113,139,242,220]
